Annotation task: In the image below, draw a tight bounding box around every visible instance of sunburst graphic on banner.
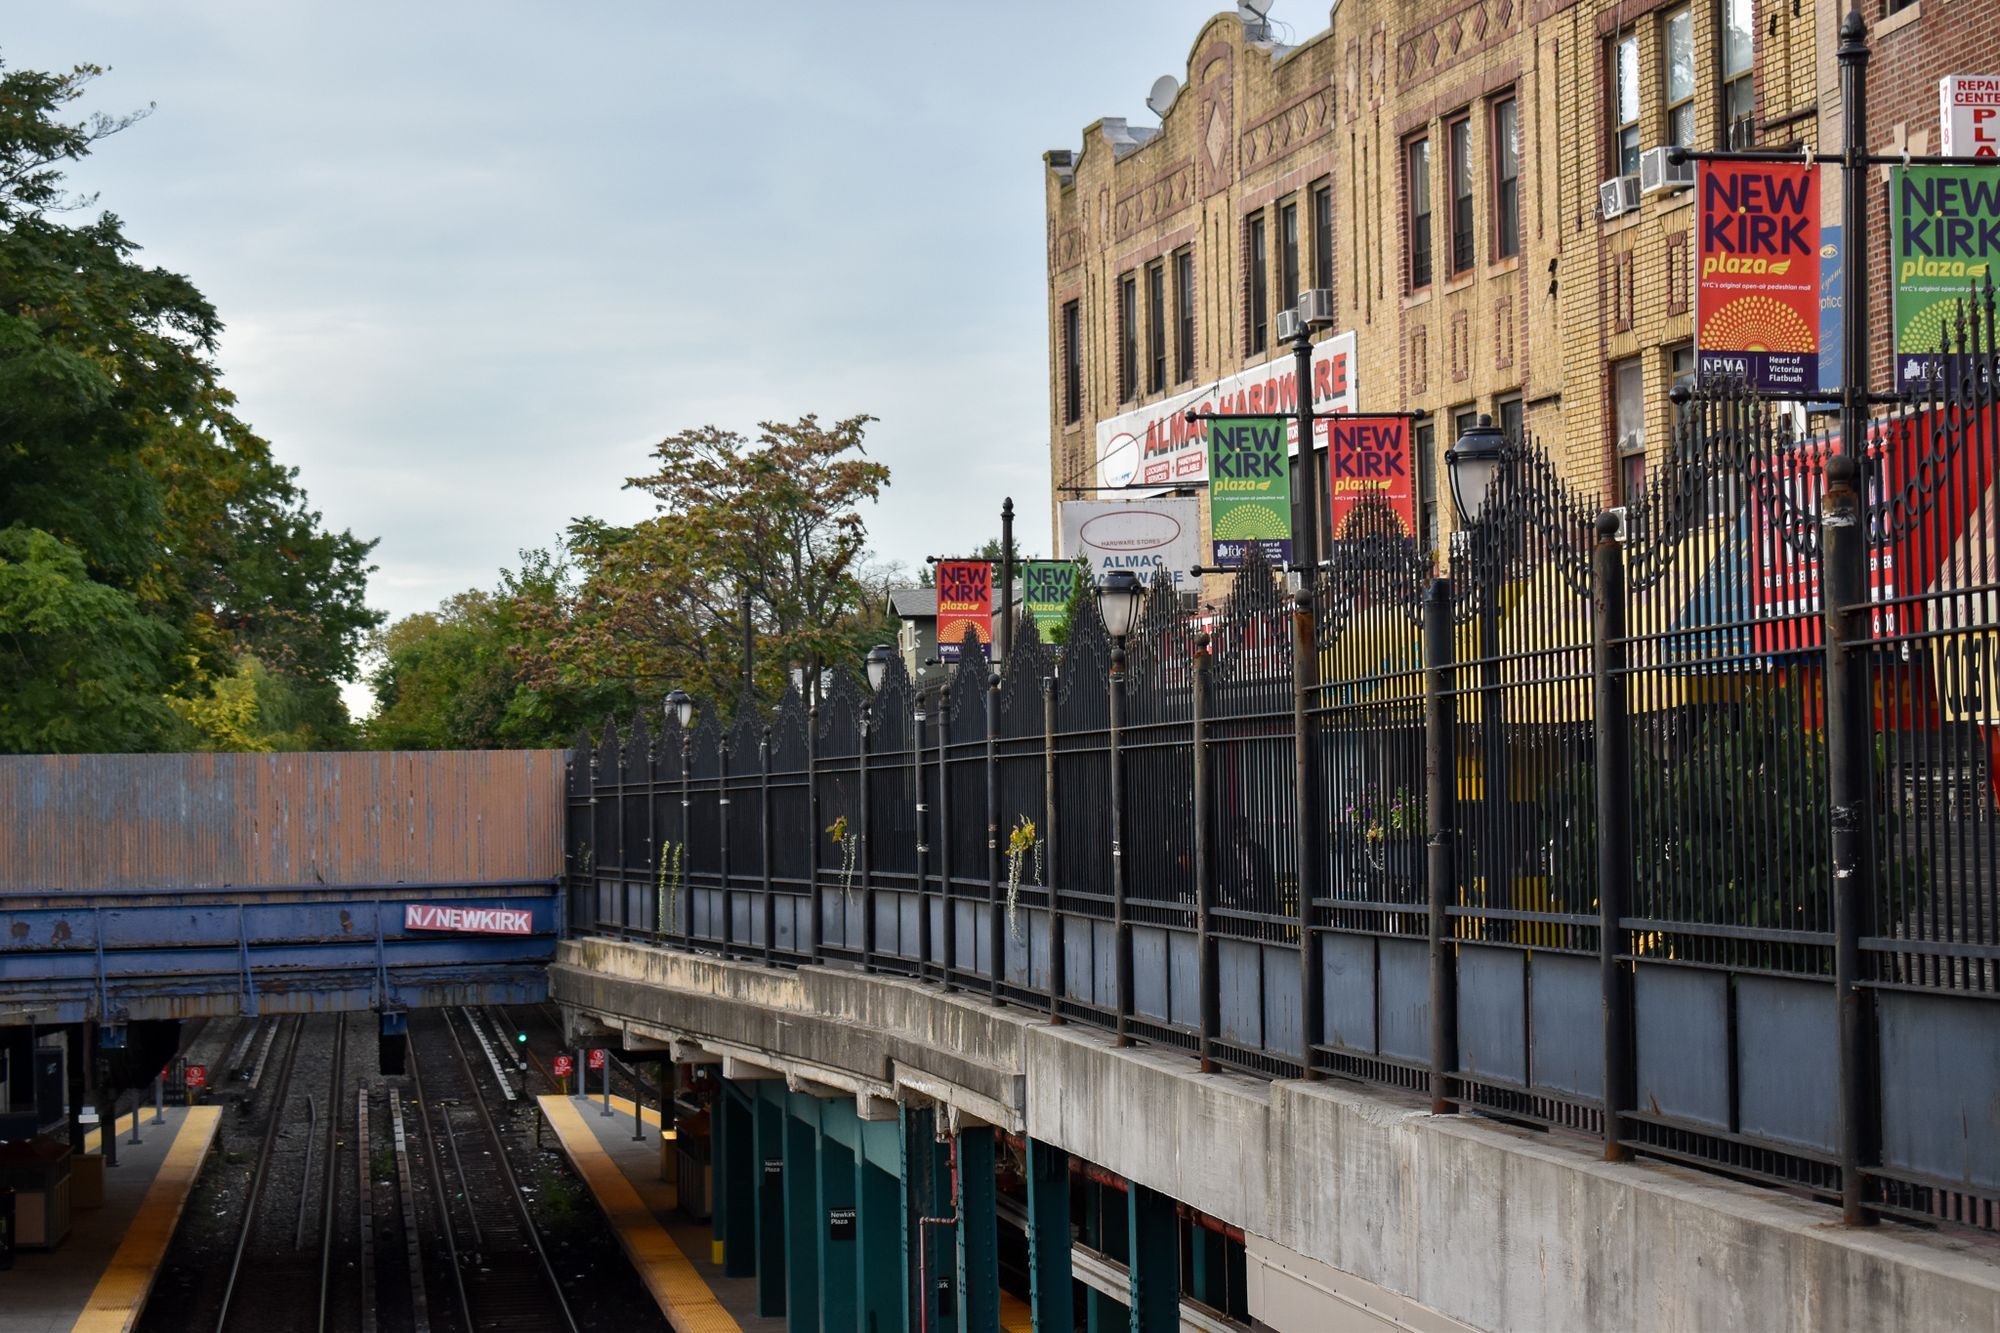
[1214,507,1289,539]
[1898,304,1956,357]
[1700,295,1815,352]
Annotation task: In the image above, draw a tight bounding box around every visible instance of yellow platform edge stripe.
[538,1094,738,1333]
[71,1106,224,1333]
[1000,1288,1036,1333]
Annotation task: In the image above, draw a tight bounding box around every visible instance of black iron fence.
[567,294,2000,1231]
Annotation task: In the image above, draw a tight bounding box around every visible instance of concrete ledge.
[552,938,2000,1333]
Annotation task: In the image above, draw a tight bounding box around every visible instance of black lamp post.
[1443,412,1513,940]
[1095,569,1144,1044]
[664,688,695,946]
[864,644,895,694]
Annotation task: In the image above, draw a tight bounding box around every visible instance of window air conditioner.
[1275,308,1304,342]
[1599,175,1641,220]
[1639,146,1694,194]
[1295,288,1336,327]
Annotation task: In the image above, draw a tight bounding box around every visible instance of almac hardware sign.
[404,904,534,935]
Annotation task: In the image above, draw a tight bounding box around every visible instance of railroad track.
[407,1007,579,1333]
[213,1013,351,1333]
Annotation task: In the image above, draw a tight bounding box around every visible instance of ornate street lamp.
[1444,413,1509,527]
[664,689,694,731]
[1095,570,1145,643]
[864,644,895,693]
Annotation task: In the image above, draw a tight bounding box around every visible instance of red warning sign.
[588,1048,608,1071]
[551,1054,574,1078]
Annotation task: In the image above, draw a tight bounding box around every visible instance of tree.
[0,58,380,751]
[539,414,892,710]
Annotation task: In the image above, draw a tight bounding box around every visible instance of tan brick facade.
[1045,0,1826,565]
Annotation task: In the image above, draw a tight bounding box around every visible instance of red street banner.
[1324,415,1415,539]
[403,903,534,935]
[588,1048,608,1070]
[1697,161,1822,393]
[552,1054,574,1077]
[935,560,992,663]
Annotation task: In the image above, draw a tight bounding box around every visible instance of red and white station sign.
[185,1064,207,1090]
[551,1054,574,1077]
[588,1048,608,1071]
[403,904,533,935]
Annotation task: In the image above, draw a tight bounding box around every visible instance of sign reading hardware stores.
[403,904,534,935]
[1094,331,1357,490]
[1059,498,1201,591]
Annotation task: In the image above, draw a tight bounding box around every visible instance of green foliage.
[0,58,380,752]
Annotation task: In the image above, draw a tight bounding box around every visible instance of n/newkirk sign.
[404,904,534,935]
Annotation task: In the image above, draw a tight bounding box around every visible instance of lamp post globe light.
[664,689,694,731]
[1095,569,1145,642]
[864,644,895,693]
[1444,412,1509,527]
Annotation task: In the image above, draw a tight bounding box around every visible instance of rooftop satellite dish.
[1146,75,1180,119]
[1240,0,1276,16]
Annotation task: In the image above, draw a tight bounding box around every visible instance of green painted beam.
[720,1082,757,1278]
[1126,1183,1179,1333]
[755,1091,788,1317]
[954,1126,1000,1333]
[856,1147,903,1333]
[902,1105,952,1332]
[818,1117,860,1331]
[1026,1139,1074,1333]
[785,1095,823,1330]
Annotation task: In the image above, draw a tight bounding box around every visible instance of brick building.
[1043,0,1826,571]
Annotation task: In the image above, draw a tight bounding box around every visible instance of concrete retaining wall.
[552,938,2000,1332]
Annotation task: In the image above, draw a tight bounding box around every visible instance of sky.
[10,0,1252,711]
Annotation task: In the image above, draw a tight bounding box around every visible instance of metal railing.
[566,294,2000,1231]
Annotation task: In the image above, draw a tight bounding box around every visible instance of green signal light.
[516,1032,528,1043]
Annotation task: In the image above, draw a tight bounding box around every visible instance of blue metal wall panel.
[1879,990,2000,1190]
[1131,926,1170,1022]
[1168,930,1198,1029]
[1262,943,1301,1060]
[1528,953,1602,1099]
[1456,946,1527,1086]
[1219,938,1262,1048]
[1735,975,1836,1153]
[1322,933,1377,1054]
[1635,964,1730,1131]
[1377,938,1431,1064]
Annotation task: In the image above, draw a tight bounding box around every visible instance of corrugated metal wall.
[0,750,568,891]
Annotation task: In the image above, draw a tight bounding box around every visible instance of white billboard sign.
[1058,497,1203,592]
[1093,330,1357,491]
[1941,75,2000,157]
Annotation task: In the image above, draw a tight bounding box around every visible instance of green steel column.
[1081,1178,1124,1333]
[817,1104,860,1331]
[1188,1224,1224,1309]
[1126,1183,1179,1333]
[953,1127,999,1333]
[1025,1139,1073,1333]
[856,1119,903,1333]
[755,1086,789,1318]
[785,1095,824,1330]
[902,1106,953,1332]
[720,1083,757,1277]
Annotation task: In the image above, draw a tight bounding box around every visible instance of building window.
[1448,115,1474,274]
[1061,299,1081,425]
[1492,97,1520,259]
[1669,342,1696,388]
[1311,179,1334,293]
[1279,197,1301,314]
[1415,418,1439,554]
[1663,8,1695,149]
[1614,357,1646,500]
[1246,213,1269,356]
[1174,248,1196,385]
[1497,393,1524,444]
[1611,35,1641,177]
[1146,261,1167,395]
[1407,137,1433,290]
[1721,0,1755,148]
[1119,272,1137,403]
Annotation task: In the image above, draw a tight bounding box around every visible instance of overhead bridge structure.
[0,750,566,1026]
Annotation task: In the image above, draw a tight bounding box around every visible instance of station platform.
[1,1104,221,1333]
[538,1091,766,1331]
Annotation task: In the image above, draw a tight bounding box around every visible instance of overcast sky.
[11,0,1254,707]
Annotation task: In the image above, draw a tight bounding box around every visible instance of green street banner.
[1893,165,2000,389]
[1022,561,1076,635]
[1206,415,1291,567]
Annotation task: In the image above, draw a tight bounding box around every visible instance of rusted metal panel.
[0,750,567,890]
